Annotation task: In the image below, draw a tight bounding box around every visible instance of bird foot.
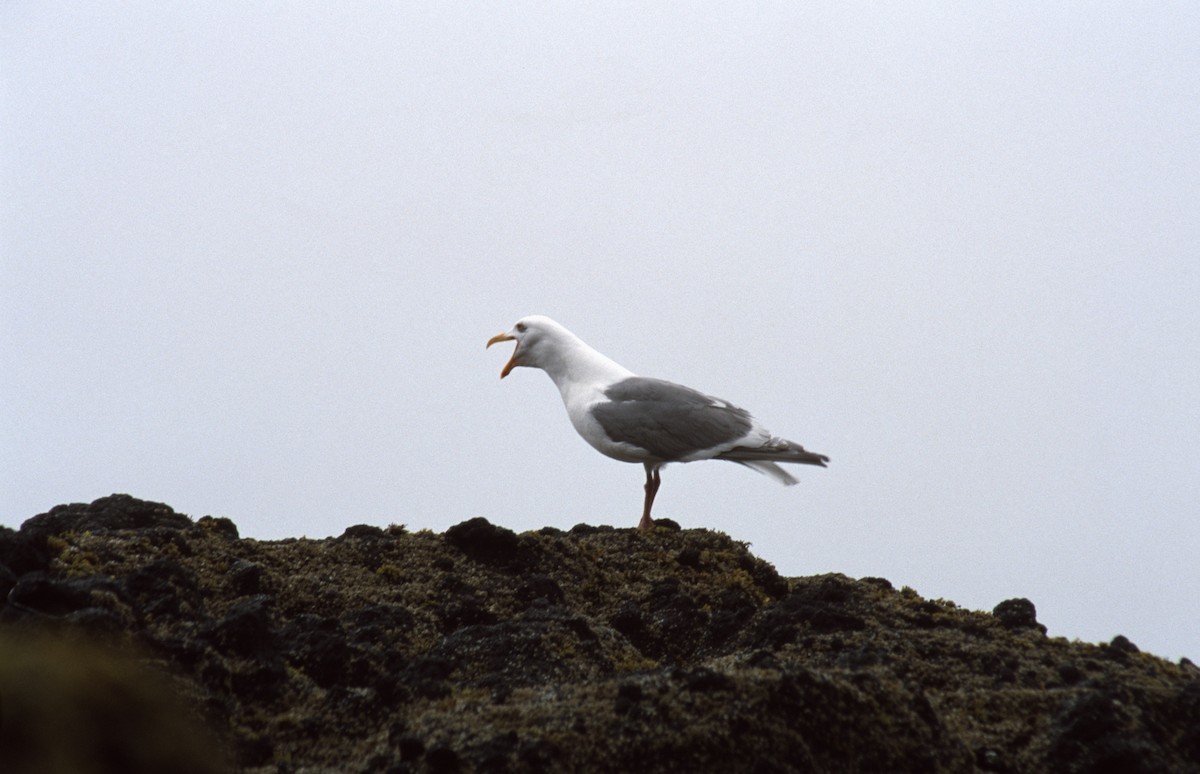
[637,514,654,530]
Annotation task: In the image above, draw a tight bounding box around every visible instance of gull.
[487,315,829,529]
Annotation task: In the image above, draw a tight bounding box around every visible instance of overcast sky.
[3,4,1198,661]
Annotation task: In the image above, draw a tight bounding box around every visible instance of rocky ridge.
[0,495,1197,773]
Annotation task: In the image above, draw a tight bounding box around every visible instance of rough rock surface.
[1,495,1197,773]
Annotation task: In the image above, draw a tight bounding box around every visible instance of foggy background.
[3,4,1197,661]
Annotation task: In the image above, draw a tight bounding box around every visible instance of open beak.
[486,332,518,378]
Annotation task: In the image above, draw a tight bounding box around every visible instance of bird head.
[486,315,570,378]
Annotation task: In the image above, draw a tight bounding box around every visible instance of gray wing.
[590,377,753,461]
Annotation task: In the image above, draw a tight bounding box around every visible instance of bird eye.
[515,322,527,333]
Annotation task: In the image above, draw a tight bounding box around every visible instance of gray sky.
[3,4,1198,661]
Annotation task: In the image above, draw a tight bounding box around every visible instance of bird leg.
[639,463,661,530]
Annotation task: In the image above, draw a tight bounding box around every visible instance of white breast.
[559,381,652,463]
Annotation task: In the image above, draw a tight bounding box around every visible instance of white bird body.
[488,315,828,528]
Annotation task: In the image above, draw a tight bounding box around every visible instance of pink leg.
[639,464,661,529]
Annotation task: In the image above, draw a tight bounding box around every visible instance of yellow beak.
[486,332,518,378]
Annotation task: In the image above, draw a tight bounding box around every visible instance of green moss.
[375,562,406,582]
[613,653,658,672]
[55,547,103,577]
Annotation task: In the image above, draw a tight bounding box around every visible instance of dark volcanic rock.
[0,559,17,601]
[750,574,870,649]
[125,558,206,620]
[0,524,57,576]
[993,597,1048,633]
[444,516,526,569]
[0,494,1196,773]
[7,572,100,616]
[228,559,265,596]
[22,493,191,534]
[217,595,277,658]
[515,573,565,607]
[197,515,240,539]
[282,614,363,688]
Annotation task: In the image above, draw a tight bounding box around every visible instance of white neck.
[540,336,634,394]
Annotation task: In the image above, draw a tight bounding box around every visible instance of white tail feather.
[734,460,800,486]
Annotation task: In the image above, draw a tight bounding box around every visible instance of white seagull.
[487,315,829,529]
